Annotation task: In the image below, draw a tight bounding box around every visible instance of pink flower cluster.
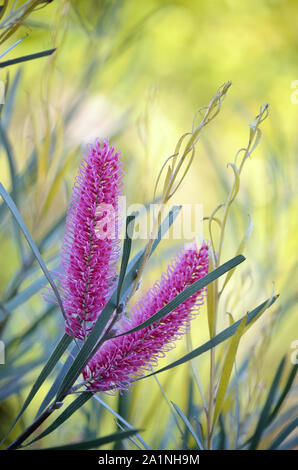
[45,139,209,391]
[83,241,209,391]
[46,140,123,339]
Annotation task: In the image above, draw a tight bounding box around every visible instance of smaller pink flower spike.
[44,139,123,339]
[83,240,209,392]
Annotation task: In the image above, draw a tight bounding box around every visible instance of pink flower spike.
[44,139,123,339]
[83,240,209,392]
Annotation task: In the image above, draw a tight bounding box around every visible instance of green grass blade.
[113,391,131,450]
[278,435,298,450]
[152,372,183,436]
[6,306,55,353]
[118,205,181,298]
[41,428,141,450]
[35,344,79,418]
[212,314,247,428]
[0,358,45,381]
[0,123,25,261]
[25,392,93,447]
[172,401,203,450]
[55,299,117,400]
[115,255,245,338]
[218,415,227,450]
[0,150,36,221]
[2,68,22,127]
[4,275,48,313]
[0,333,72,446]
[220,216,253,294]
[207,252,217,338]
[249,356,286,450]
[4,213,65,302]
[115,422,143,450]
[93,395,151,450]
[150,205,181,253]
[0,37,25,60]
[0,182,67,322]
[267,363,298,426]
[140,295,278,380]
[0,48,56,68]
[55,206,182,400]
[117,213,136,305]
[182,378,194,449]
[268,417,298,450]
[0,379,30,401]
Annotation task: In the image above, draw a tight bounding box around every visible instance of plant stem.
[5,402,61,450]
[206,346,215,449]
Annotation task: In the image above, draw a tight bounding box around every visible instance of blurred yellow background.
[0,0,297,449]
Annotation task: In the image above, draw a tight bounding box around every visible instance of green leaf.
[55,206,182,401]
[93,395,150,450]
[115,255,246,338]
[278,435,298,450]
[0,48,56,68]
[0,123,24,261]
[39,212,66,250]
[172,401,203,450]
[4,275,48,313]
[115,422,143,450]
[268,417,298,450]
[207,251,217,338]
[151,205,181,253]
[0,333,72,446]
[40,148,78,218]
[2,68,22,127]
[0,149,36,221]
[0,1,8,21]
[35,344,79,418]
[264,405,298,436]
[249,356,286,450]
[113,392,131,450]
[0,379,30,401]
[152,372,183,436]
[118,205,181,299]
[25,392,93,447]
[140,295,278,381]
[267,363,298,426]
[0,358,45,381]
[55,299,117,401]
[212,314,247,428]
[220,216,253,294]
[218,415,227,450]
[0,183,67,323]
[3,214,65,303]
[6,306,55,353]
[41,428,142,450]
[117,213,136,305]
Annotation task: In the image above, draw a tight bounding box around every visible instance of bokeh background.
[0,0,297,449]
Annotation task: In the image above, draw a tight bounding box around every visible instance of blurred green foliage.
[0,0,297,450]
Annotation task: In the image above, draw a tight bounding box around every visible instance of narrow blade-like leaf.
[115,255,245,338]
[172,401,203,450]
[249,357,286,450]
[139,295,278,380]
[0,48,56,68]
[0,333,72,446]
[41,428,141,450]
[55,207,182,400]
[268,417,298,450]
[0,183,67,322]
[212,314,247,428]
[267,363,298,426]
[117,213,136,305]
[26,392,93,446]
